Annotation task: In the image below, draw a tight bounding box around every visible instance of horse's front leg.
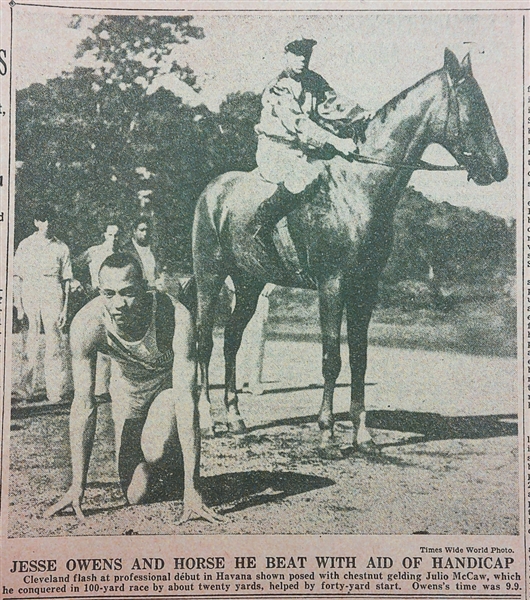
[223,280,263,433]
[317,277,344,448]
[196,273,225,436]
[345,287,377,452]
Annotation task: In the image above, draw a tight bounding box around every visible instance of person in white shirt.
[13,206,73,404]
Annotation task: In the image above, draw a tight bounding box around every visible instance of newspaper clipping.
[0,1,527,599]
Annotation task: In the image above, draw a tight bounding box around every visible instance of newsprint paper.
[0,1,528,599]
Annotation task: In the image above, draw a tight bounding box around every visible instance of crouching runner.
[46,252,220,524]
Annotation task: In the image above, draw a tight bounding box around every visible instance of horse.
[192,49,508,452]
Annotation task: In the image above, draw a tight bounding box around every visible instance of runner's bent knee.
[141,389,177,463]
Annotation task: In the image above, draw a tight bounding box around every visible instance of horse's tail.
[192,172,241,277]
[192,189,221,278]
[193,174,244,377]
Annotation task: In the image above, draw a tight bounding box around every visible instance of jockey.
[251,38,369,248]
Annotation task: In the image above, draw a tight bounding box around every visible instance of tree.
[16,17,268,268]
[75,15,204,90]
[16,16,207,261]
[382,187,515,288]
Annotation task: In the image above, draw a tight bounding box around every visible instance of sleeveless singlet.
[101,293,174,420]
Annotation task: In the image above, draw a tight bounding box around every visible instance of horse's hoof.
[228,419,246,435]
[212,421,230,436]
[317,444,342,461]
[339,445,357,458]
[201,426,215,439]
[318,429,340,460]
[358,440,381,455]
[319,427,334,444]
[340,441,381,458]
[317,417,333,432]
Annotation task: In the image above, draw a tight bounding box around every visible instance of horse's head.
[440,49,508,186]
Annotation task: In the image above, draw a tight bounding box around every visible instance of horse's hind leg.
[317,277,344,449]
[196,271,226,435]
[223,278,263,434]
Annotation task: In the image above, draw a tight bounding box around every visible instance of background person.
[75,224,120,294]
[13,205,73,404]
[123,218,158,287]
[224,278,276,395]
[239,283,276,395]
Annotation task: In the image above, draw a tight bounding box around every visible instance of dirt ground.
[8,341,518,537]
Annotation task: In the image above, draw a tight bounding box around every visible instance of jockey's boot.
[250,184,306,250]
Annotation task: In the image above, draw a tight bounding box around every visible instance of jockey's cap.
[284,38,317,59]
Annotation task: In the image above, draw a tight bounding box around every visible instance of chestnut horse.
[192,49,508,451]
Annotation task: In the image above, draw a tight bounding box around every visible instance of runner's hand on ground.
[44,486,85,521]
[178,490,224,524]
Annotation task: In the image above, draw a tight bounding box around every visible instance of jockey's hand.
[333,138,358,157]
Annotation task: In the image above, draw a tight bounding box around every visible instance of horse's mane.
[308,68,444,154]
[357,70,442,138]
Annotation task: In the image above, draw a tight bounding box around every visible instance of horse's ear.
[444,48,462,81]
[461,53,473,77]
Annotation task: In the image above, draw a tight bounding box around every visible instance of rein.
[348,153,466,171]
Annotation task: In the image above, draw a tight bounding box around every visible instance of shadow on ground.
[247,409,517,444]
[73,470,334,517]
[201,470,334,514]
[367,410,517,444]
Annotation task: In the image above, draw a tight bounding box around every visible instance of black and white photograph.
[1,0,522,555]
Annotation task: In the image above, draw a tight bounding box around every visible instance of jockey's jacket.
[255,69,365,149]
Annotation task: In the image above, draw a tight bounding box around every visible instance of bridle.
[348,70,468,173]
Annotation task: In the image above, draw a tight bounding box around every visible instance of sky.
[12,7,522,219]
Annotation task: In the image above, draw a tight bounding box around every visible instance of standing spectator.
[76,224,120,294]
[239,283,276,395]
[13,205,73,404]
[123,218,158,287]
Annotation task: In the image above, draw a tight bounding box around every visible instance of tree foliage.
[75,15,203,89]
[384,187,515,285]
